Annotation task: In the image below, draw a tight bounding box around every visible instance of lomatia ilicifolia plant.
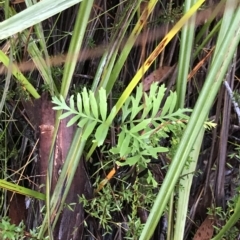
[52,82,192,237]
[52,82,191,166]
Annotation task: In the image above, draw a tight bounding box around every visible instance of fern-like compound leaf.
[51,95,61,106]
[52,95,70,111]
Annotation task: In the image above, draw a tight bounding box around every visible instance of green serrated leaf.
[130,105,143,121]
[82,87,90,116]
[168,92,177,114]
[142,146,168,157]
[67,115,81,127]
[99,88,107,121]
[69,95,75,110]
[158,84,166,98]
[116,131,125,149]
[83,120,98,140]
[154,146,169,153]
[147,170,158,187]
[106,106,116,125]
[122,108,132,123]
[130,85,144,120]
[77,93,82,113]
[129,121,135,129]
[151,85,165,118]
[130,119,151,133]
[204,120,217,129]
[52,95,70,111]
[121,97,131,123]
[59,111,73,120]
[60,95,66,103]
[161,91,173,117]
[132,139,139,149]
[142,93,153,119]
[110,146,120,155]
[78,118,89,128]
[116,160,129,166]
[132,138,140,151]
[149,82,159,96]
[52,96,61,105]
[137,83,143,94]
[95,122,109,146]
[139,128,155,140]
[178,109,191,118]
[120,134,131,157]
[125,155,139,166]
[125,147,132,156]
[89,91,98,119]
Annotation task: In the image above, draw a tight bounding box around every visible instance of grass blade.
[0,0,82,39]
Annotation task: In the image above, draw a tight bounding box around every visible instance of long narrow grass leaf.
[0,0,82,39]
[0,180,45,200]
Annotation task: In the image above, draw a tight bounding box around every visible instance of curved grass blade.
[0,180,45,200]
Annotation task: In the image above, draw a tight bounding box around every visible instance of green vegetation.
[0,0,240,239]
[0,217,48,240]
